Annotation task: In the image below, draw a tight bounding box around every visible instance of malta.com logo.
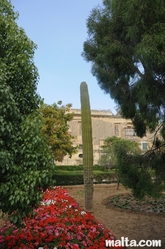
[105,237,161,247]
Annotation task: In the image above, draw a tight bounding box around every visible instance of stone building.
[55,109,154,165]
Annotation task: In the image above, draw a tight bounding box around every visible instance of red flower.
[0,186,122,249]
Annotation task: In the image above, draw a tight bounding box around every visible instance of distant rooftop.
[71,108,113,116]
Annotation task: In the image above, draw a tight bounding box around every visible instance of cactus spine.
[80,82,93,212]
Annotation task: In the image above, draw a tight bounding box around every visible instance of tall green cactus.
[80,82,93,212]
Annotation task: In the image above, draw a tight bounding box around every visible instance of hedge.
[53,165,110,171]
[52,170,118,186]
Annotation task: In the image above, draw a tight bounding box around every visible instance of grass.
[54,170,114,175]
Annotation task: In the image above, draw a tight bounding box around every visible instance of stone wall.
[55,109,153,165]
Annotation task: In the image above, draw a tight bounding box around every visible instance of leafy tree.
[83,0,165,198]
[39,101,77,162]
[99,136,165,198]
[0,0,55,226]
[82,0,165,140]
[99,136,141,190]
[116,142,165,199]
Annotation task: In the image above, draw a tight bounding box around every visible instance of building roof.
[70,108,113,117]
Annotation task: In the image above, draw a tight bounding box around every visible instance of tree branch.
[133,64,143,78]
[143,123,164,157]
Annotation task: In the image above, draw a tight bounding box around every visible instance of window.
[141,142,148,151]
[125,129,135,136]
[114,125,119,136]
[125,125,136,136]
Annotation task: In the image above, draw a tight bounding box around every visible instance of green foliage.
[83,0,165,198]
[0,0,55,226]
[54,165,85,171]
[99,136,141,168]
[116,147,153,199]
[99,136,142,194]
[80,82,93,212]
[53,172,84,186]
[39,101,77,162]
[82,0,165,138]
[52,169,116,185]
[100,136,165,198]
[0,0,40,115]
[0,111,55,226]
[54,165,107,171]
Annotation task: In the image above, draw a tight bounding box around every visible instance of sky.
[11,0,117,114]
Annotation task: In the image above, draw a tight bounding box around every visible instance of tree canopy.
[39,101,77,162]
[0,0,54,226]
[82,0,165,139]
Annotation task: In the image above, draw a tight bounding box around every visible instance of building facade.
[55,109,154,165]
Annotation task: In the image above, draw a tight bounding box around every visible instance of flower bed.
[0,186,121,249]
[110,193,165,213]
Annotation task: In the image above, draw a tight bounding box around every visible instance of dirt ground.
[65,184,165,249]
